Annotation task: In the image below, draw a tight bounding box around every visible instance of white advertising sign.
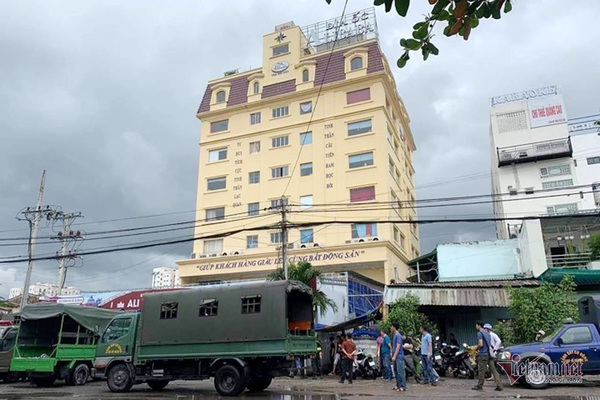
[528,94,567,128]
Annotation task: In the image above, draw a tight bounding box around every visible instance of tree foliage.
[495,275,579,346]
[268,261,338,317]
[325,0,512,67]
[381,294,437,337]
[587,233,600,261]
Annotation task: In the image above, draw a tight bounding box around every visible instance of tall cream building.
[177,10,419,286]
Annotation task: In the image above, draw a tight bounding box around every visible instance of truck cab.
[0,325,23,383]
[94,313,138,379]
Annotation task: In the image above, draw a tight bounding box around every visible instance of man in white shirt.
[484,323,502,382]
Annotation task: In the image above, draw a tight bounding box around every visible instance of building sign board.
[527,94,567,128]
[491,85,558,107]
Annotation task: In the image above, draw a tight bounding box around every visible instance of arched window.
[253,81,260,95]
[216,90,226,103]
[350,57,363,71]
[302,69,309,83]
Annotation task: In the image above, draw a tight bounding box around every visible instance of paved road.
[1,375,600,399]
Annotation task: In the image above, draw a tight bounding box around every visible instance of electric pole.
[280,196,289,280]
[52,212,83,291]
[17,171,48,310]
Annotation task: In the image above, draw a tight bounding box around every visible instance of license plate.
[434,355,441,361]
[368,361,375,367]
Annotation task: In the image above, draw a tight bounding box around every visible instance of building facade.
[177,11,418,286]
[9,283,80,299]
[151,267,180,289]
[490,86,599,239]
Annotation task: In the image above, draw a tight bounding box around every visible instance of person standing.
[472,321,502,392]
[329,335,343,376]
[402,333,421,383]
[379,328,392,380]
[339,333,356,384]
[484,323,501,382]
[390,323,407,392]
[419,325,437,386]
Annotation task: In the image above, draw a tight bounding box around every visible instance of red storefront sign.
[100,288,185,311]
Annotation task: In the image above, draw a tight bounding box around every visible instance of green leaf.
[431,0,450,15]
[399,38,408,47]
[483,2,492,18]
[413,23,428,39]
[413,21,427,30]
[397,52,409,68]
[471,15,480,28]
[476,5,485,18]
[429,42,439,55]
[504,0,512,13]
[394,0,410,17]
[443,25,452,36]
[374,0,394,13]
[405,38,421,50]
[422,47,430,61]
[435,9,450,21]
[325,0,332,4]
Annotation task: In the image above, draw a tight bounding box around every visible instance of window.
[272,106,289,118]
[208,148,227,162]
[270,232,282,244]
[270,198,288,209]
[302,69,309,82]
[101,317,132,342]
[205,207,225,221]
[546,203,578,215]
[203,239,223,254]
[542,179,574,189]
[348,119,372,136]
[393,226,400,243]
[241,295,261,314]
[246,235,258,249]
[587,156,600,165]
[199,299,218,317]
[540,164,571,178]
[387,127,394,144]
[300,101,312,115]
[349,152,374,169]
[350,56,363,70]
[389,158,395,176]
[351,223,377,239]
[207,177,226,191]
[300,162,313,176]
[272,135,289,148]
[559,326,593,345]
[273,43,289,56]
[350,186,375,202]
[249,141,261,154]
[160,302,178,319]
[347,88,371,104]
[249,171,260,184]
[400,232,406,249]
[250,112,261,125]
[210,119,229,133]
[253,81,260,94]
[300,195,313,210]
[215,90,226,103]
[301,229,314,244]
[248,202,260,216]
[271,166,289,178]
[300,131,313,145]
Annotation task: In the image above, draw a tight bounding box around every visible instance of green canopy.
[20,303,121,333]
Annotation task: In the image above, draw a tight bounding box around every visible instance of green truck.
[0,324,23,383]
[94,280,317,396]
[10,303,120,386]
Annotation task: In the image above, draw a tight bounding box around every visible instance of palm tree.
[268,261,337,317]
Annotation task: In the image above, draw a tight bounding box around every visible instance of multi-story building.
[490,86,599,239]
[177,10,419,286]
[151,267,180,289]
[8,283,80,299]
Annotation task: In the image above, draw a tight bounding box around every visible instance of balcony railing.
[497,137,572,167]
[546,252,592,269]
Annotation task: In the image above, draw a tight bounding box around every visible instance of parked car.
[93,280,317,397]
[0,324,25,383]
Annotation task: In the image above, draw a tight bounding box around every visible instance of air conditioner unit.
[207,253,218,258]
[518,151,528,158]
[500,152,513,161]
[368,236,380,242]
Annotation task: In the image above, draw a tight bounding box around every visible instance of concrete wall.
[437,240,520,282]
[572,131,600,210]
[518,219,548,277]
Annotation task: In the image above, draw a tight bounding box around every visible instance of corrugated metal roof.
[384,279,540,307]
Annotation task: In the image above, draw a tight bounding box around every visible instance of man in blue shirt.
[390,323,407,391]
[379,328,392,380]
[419,325,437,386]
[472,321,502,391]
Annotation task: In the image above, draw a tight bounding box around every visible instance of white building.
[490,86,598,239]
[151,267,180,289]
[8,283,80,299]
[569,113,600,210]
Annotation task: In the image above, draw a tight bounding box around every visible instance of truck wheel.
[214,365,246,397]
[3,372,21,383]
[31,376,56,387]
[107,364,133,392]
[247,376,272,392]
[69,364,90,386]
[147,380,170,390]
[523,360,549,389]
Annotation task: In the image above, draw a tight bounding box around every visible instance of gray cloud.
[1,0,599,297]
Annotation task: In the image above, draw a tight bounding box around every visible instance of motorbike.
[447,343,475,379]
[354,349,377,379]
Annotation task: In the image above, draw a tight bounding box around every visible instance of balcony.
[497,137,572,167]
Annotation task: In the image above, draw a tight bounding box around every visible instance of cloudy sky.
[1,0,599,298]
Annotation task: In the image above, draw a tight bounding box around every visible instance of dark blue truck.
[497,296,600,389]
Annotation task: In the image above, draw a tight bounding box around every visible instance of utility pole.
[52,212,83,291]
[18,171,48,310]
[280,196,289,280]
